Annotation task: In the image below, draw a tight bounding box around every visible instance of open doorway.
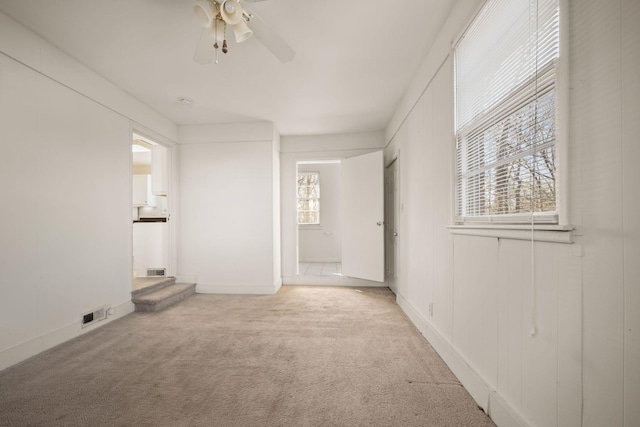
[285,150,384,286]
[132,133,170,292]
[296,160,342,277]
[384,155,399,294]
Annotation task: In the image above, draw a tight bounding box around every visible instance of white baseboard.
[175,274,197,284]
[396,294,529,427]
[273,277,283,293]
[0,300,134,372]
[282,275,387,287]
[196,282,280,295]
[298,258,342,263]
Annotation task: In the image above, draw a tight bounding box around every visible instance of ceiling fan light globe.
[233,20,253,43]
[221,0,243,25]
[193,0,215,27]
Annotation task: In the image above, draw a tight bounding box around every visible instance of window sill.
[447,224,575,244]
[299,224,323,230]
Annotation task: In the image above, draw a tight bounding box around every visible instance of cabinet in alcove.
[132,174,156,207]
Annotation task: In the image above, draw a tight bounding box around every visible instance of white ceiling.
[0,0,455,136]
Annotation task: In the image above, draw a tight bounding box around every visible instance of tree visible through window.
[454,0,560,224]
[297,172,320,225]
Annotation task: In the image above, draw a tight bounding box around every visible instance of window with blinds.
[297,172,320,225]
[454,0,560,224]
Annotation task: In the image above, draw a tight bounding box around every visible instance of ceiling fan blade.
[246,12,295,63]
[194,27,215,64]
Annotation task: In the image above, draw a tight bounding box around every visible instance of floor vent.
[81,306,108,328]
[146,268,166,277]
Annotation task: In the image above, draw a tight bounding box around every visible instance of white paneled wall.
[622,1,640,424]
[573,1,625,424]
[571,0,639,425]
[384,0,639,426]
[388,55,583,425]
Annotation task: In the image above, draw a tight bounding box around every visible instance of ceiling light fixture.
[193,0,249,63]
[192,0,296,64]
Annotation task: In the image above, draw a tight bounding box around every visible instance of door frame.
[130,125,178,283]
[384,153,400,294]
[281,150,387,287]
[295,159,342,276]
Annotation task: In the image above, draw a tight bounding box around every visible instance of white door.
[341,150,384,282]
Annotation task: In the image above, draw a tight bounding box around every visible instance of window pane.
[297,185,319,199]
[456,0,559,129]
[458,146,556,216]
[297,171,320,224]
[297,199,319,211]
[454,0,559,223]
[298,211,319,224]
[460,89,556,176]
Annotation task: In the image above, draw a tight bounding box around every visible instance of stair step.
[132,277,176,298]
[133,283,196,312]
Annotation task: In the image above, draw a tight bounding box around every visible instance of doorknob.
[377,221,384,226]
[393,232,398,237]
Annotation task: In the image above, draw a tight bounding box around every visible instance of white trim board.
[196,281,281,295]
[448,226,574,244]
[0,300,134,372]
[282,275,386,287]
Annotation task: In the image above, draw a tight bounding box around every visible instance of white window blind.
[454,0,560,224]
[297,171,320,225]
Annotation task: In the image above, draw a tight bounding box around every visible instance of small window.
[297,172,320,225]
[454,0,560,224]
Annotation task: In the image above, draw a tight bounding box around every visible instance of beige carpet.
[0,286,495,427]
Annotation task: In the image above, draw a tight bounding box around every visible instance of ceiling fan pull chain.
[222,21,229,54]
[213,17,220,64]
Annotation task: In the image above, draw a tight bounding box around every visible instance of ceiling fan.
[192,0,296,64]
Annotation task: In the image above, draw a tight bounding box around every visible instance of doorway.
[296,160,343,277]
[385,156,399,294]
[293,151,385,284]
[132,133,171,291]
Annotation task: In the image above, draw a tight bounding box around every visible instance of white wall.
[571,1,639,425]
[385,0,640,426]
[298,162,342,263]
[0,11,178,370]
[177,122,281,294]
[280,132,385,285]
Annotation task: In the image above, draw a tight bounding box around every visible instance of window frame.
[297,171,321,226]
[451,0,570,231]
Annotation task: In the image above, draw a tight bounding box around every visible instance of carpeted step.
[132,277,176,298]
[132,283,196,312]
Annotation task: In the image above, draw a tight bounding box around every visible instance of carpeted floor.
[0,286,495,427]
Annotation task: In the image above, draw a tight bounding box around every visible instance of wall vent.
[81,306,108,328]
[146,268,166,277]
